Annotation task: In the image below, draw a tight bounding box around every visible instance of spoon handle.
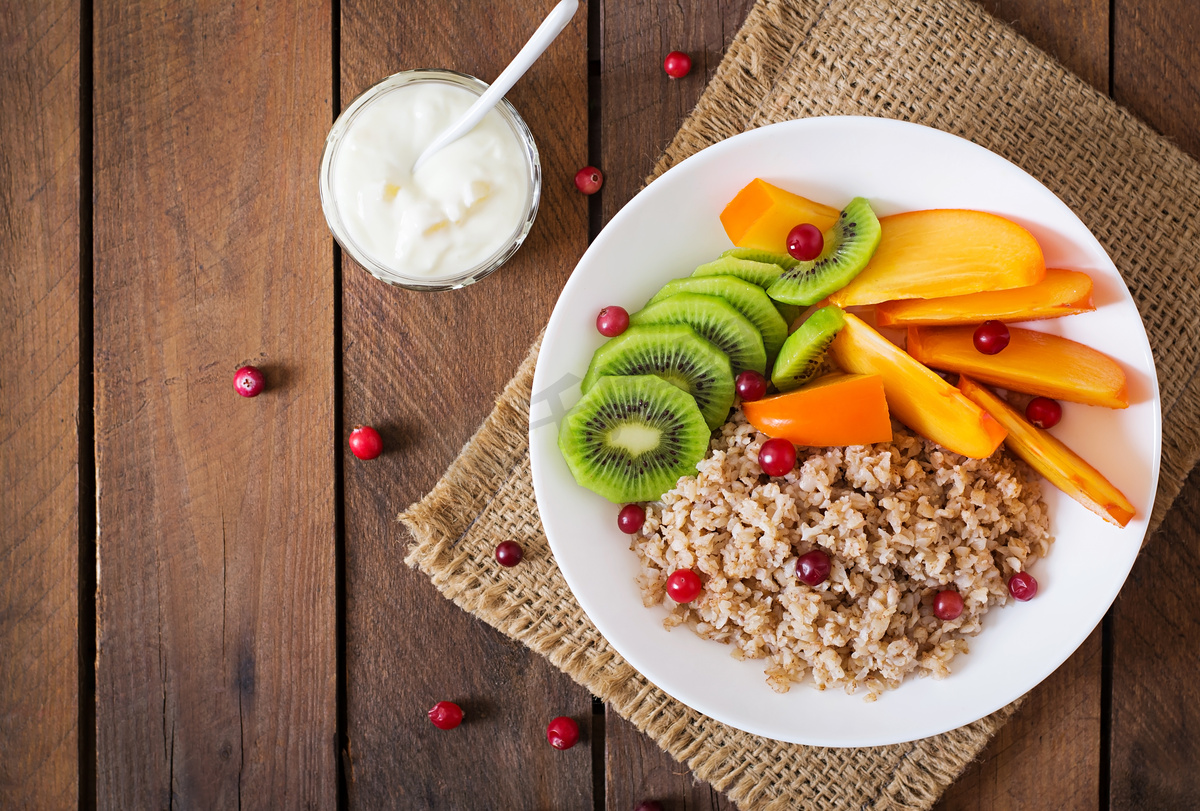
[413,0,579,173]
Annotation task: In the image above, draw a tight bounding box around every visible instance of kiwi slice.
[766,197,882,306]
[721,247,800,270]
[645,276,789,361]
[693,256,784,288]
[771,305,846,392]
[581,325,734,430]
[629,293,768,375]
[558,375,711,503]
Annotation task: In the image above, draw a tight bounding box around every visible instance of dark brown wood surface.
[3,0,1200,808]
[91,0,337,807]
[0,1,81,807]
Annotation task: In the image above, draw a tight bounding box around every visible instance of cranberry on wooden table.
[428,701,463,730]
[635,802,664,811]
[973,320,1011,355]
[662,50,691,78]
[494,541,523,567]
[546,716,580,750]
[758,437,796,477]
[596,305,629,337]
[617,503,645,534]
[348,425,383,460]
[735,370,768,401]
[666,569,702,603]
[574,165,604,194]
[233,365,265,397]
[786,223,824,262]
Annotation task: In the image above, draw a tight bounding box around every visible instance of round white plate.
[529,117,1161,747]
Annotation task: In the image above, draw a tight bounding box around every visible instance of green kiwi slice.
[770,305,846,392]
[629,293,768,375]
[558,375,711,503]
[581,325,734,430]
[692,256,784,288]
[766,197,882,306]
[645,276,789,361]
[720,247,800,270]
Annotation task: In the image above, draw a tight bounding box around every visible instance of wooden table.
[3,0,1199,808]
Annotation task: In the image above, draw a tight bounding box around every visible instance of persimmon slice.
[742,373,892,446]
[875,268,1095,327]
[720,179,840,252]
[828,312,1006,458]
[906,325,1129,409]
[828,210,1046,307]
[958,376,1135,527]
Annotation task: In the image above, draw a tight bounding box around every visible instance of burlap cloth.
[400,0,1200,807]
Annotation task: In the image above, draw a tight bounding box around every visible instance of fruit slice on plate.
[875,268,1095,327]
[559,374,711,503]
[581,324,735,430]
[958,376,1136,527]
[743,373,892,446]
[721,247,799,269]
[693,256,783,288]
[630,292,767,376]
[647,275,789,361]
[829,312,1007,458]
[719,178,840,251]
[906,325,1129,409]
[766,197,882,306]
[828,210,1046,307]
[770,305,845,391]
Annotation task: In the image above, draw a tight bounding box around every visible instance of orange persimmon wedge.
[742,373,892,446]
[828,210,1046,307]
[958,376,1136,527]
[720,179,840,251]
[875,268,1095,327]
[907,325,1129,409]
[828,312,1006,458]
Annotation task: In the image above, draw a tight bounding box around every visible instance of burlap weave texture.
[402,1,1200,808]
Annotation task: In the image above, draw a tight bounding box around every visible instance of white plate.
[529,117,1161,747]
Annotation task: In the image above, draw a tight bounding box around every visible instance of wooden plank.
[92,1,336,807]
[936,3,1110,808]
[338,1,593,808]
[598,2,754,808]
[0,1,81,807]
[1109,3,1200,806]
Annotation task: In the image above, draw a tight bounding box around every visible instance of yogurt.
[325,75,536,283]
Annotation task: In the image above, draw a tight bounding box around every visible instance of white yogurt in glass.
[320,71,540,289]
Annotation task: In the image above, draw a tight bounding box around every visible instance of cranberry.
[933,590,964,621]
[973,320,1010,355]
[736,370,768,401]
[786,223,824,262]
[635,802,664,811]
[575,165,604,195]
[348,425,383,460]
[1026,397,1062,429]
[596,306,630,337]
[428,701,463,730]
[796,550,831,586]
[666,569,702,603]
[758,437,796,477]
[495,540,523,567]
[618,504,646,534]
[546,716,580,750]
[233,365,265,397]
[663,50,692,79]
[1008,571,1038,601]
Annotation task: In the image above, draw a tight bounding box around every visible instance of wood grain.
[1109,7,1200,806]
[598,2,754,808]
[0,1,81,807]
[936,4,1111,809]
[92,0,336,807]
[339,1,593,808]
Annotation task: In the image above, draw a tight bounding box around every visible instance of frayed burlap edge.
[403,337,1023,811]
